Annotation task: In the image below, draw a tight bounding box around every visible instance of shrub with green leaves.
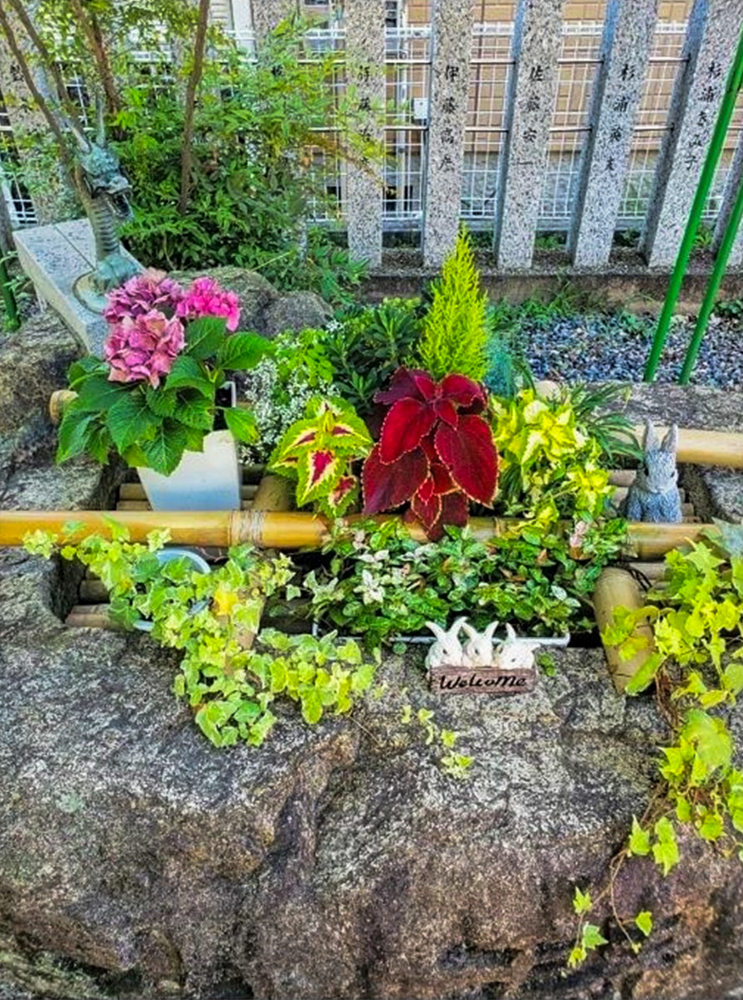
[241,328,337,463]
[491,388,617,520]
[302,516,626,648]
[12,6,376,302]
[570,520,743,967]
[57,316,269,476]
[319,299,423,417]
[23,523,375,747]
[269,397,372,517]
[418,230,489,381]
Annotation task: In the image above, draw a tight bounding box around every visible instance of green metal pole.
[643,25,743,382]
[0,254,19,332]
[678,164,743,384]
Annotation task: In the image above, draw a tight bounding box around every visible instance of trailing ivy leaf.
[625,652,664,695]
[224,407,259,444]
[675,796,692,822]
[106,391,159,452]
[628,815,651,856]
[581,924,608,951]
[164,355,213,396]
[139,420,189,476]
[56,407,98,463]
[708,519,743,559]
[568,946,586,969]
[185,316,226,360]
[573,887,592,915]
[722,662,743,695]
[682,709,733,774]
[635,911,653,937]
[652,817,680,875]
[217,332,272,371]
[301,689,323,725]
[698,811,723,841]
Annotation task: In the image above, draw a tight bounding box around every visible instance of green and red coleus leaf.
[324,474,359,516]
[296,449,342,506]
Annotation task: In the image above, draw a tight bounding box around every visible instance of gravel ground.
[522,312,743,387]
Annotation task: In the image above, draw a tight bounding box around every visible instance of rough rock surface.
[169,268,331,339]
[0,311,82,476]
[262,291,333,339]
[3,340,743,1000]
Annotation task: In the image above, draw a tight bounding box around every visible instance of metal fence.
[2,0,742,263]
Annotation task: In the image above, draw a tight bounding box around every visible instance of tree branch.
[179,0,210,215]
[67,0,121,118]
[4,0,87,133]
[0,0,72,167]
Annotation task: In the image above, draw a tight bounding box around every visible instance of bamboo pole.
[630,425,743,468]
[0,509,711,555]
[593,568,656,693]
[252,475,294,512]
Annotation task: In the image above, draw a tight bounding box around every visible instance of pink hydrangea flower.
[177,276,241,332]
[104,310,185,388]
[104,269,184,324]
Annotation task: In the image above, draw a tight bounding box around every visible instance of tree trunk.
[179,0,211,214]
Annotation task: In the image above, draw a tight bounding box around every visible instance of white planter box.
[138,430,241,510]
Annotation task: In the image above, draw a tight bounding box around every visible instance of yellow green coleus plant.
[269,396,372,517]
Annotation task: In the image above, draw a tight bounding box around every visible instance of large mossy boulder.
[3,337,743,1000]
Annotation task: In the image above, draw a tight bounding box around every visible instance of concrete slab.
[13,218,140,357]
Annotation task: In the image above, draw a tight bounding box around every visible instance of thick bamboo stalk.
[79,580,110,602]
[631,426,743,468]
[593,568,656,693]
[65,604,120,630]
[608,470,636,487]
[49,390,77,425]
[626,522,705,559]
[629,561,667,582]
[1,509,711,555]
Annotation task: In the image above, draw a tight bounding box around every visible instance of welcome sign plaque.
[428,665,538,696]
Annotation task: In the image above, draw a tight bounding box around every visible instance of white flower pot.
[138,430,241,510]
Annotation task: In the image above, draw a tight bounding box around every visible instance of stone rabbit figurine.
[624,421,682,523]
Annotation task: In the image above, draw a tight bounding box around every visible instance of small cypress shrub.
[418,230,489,381]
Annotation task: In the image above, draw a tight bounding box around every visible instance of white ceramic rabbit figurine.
[461,621,500,667]
[424,617,468,668]
[495,624,543,670]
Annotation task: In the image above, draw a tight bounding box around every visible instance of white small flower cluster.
[240,355,337,464]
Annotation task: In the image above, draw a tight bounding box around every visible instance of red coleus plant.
[362,368,499,539]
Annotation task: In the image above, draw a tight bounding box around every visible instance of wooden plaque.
[428,665,537,696]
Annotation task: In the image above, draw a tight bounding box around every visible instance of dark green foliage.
[112,19,375,299]
[561,383,641,464]
[303,517,626,648]
[319,298,424,416]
